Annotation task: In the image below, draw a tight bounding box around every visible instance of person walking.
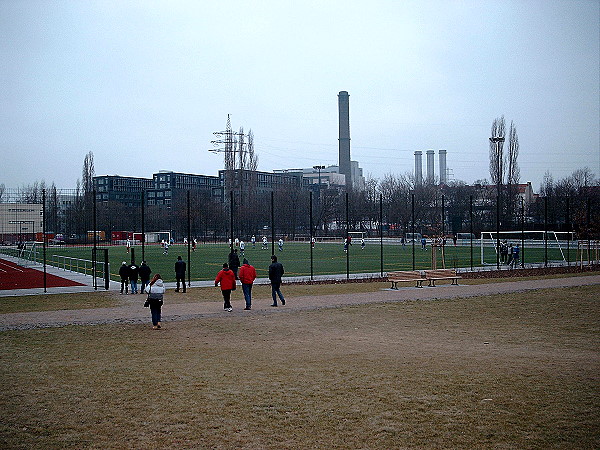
[215,263,236,312]
[238,258,257,310]
[144,273,165,329]
[138,260,152,294]
[119,261,129,294]
[175,256,186,293]
[228,248,240,279]
[129,262,139,294]
[268,255,285,307]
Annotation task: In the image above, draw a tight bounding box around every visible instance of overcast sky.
[1,0,599,192]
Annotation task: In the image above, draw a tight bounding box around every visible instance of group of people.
[134,250,285,329]
[499,241,520,267]
[118,260,152,294]
[215,253,285,311]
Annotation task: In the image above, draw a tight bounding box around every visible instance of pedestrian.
[215,263,236,312]
[251,235,256,248]
[421,237,427,250]
[268,255,286,307]
[262,236,268,250]
[361,237,365,250]
[129,262,139,294]
[453,234,458,246]
[239,240,245,255]
[278,238,284,252]
[144,273,165,329]
[511,244,520,268]
[344,237,348,253]
[119,261,129,294]
[238,258,257,310]
[139,260,152,294]
[126,238,131,253]
[311,236,316,248]
[228,248,240,279]
[192,238,197,252]
[163,241,169,255]
[175,256,186,293]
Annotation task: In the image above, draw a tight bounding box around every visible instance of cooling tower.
[338,91,351,189]
[426,149,435,183]
[439,149,447,184]
[414,151,423,185]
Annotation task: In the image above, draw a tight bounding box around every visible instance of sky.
[1,0,599,192]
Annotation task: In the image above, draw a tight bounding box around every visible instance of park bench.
[424,269,462,287]
[387,270,427,289]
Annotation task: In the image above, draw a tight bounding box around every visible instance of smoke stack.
[439,149,447,184]
[338,91,351,189]
[414,151,423,185]
[426,149,435,183]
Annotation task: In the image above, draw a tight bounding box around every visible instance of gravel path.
[1,275,599,331]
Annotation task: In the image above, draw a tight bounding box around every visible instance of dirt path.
[1,275,599,331]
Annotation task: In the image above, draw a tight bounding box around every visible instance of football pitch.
[44,241,572,282]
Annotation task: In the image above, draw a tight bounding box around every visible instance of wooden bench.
[387,271,427,289]
[424,269,462,287]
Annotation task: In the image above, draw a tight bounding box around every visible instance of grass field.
[1,283,598,448]
[39,241,573,283]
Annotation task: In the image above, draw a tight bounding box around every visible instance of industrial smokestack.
[426,149,435,183]
[439,149,447,184]
[414,151,423,185]
[338,91,351,189]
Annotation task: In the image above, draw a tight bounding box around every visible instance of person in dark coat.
[128,262,139,294]
[228,249,241,279]
[175,256,186,293]
[268,255,285,307]
[119,261,129,294]
[138,261,152,294]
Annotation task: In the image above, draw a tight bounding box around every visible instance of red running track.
[0,258,86,290]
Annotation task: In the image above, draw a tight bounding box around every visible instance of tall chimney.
[414,151,423,185]
[338,91,351,189]
[426,149,435,183]
[439,149,447,184]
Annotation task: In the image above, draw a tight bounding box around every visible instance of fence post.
[380,193,383,277]
[470,195,473,271]
[141,190,145,262]
[104,248,110,290]
[310,191,314,281]
[93,189,97,290]
[544,196,548,267]
[187,190,191,287]
[270,192,275,256]
[43,189,47,293]
[566,196,570,266]
[411,193,415,270]
[345,192,349,280]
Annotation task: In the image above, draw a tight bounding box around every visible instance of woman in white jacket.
[145,273,165,329]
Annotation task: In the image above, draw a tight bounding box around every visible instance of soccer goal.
[347,231,366,243]
[480,231,577,265]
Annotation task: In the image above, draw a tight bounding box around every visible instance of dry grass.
[1,284,599,449]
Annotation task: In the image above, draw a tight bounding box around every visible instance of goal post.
[347,231,366,242]
[480,231,576,265]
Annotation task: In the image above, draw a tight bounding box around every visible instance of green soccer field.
[41,240,574,282]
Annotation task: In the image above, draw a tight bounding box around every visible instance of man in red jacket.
[215,263,236,312]
[238,258,257,310]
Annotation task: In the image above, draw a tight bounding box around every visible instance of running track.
[0,258,86,290]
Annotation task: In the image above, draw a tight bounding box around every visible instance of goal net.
[480,231,576,265]
[347,231,366,242]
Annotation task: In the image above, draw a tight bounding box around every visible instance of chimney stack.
[338,91,351,189]
[414,151,423,185]
[439,149,447,184]
[426,149,435,183]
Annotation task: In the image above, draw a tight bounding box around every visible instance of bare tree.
[507,122,520,186]
[489,116,506,185]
